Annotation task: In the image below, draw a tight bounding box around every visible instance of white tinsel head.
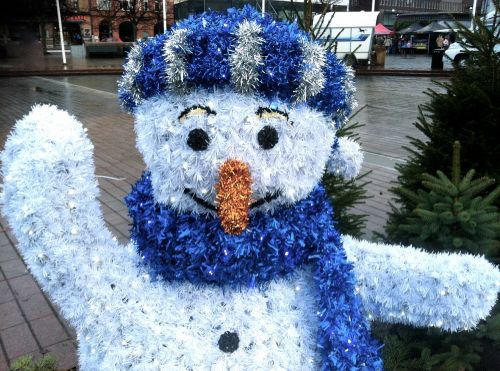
[134,89,337,214]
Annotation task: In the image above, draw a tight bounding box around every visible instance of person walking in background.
[384,36,392,54]
[443,35,450,50]
[436,34,444,49]
[399,36,407,56]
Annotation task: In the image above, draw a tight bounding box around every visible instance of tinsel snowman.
[2,6,499,370]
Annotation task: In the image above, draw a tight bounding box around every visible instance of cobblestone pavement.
[0,74,445,370]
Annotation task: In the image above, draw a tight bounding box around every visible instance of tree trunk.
[303,0,313,32]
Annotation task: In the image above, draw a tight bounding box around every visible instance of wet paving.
[0,73,446,369]
[0,52,453,75]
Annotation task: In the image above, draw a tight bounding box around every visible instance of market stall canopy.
[415,21,449,33]
[434,20,471,33]
[398,22,422,34]
[375,23,394,35]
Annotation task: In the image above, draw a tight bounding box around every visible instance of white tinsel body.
[1,105,499,370]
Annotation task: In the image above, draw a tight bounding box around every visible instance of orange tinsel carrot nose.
[216,159,252,235]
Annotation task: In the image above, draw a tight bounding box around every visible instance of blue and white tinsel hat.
[118,5,355,128]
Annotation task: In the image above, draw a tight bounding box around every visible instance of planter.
[70,45,85,58]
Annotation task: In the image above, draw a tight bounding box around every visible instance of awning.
[433,20,471,33]
[398,22,422,34]
[414,21,449,33]
[374,23,394,35]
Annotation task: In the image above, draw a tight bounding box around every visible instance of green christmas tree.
[376,142,500,370]
[397,141,499,259]
[385,1,500,246]
[378,4,500,367]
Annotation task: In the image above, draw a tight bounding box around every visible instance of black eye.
[187,128,210,151]
[257,126,279,150]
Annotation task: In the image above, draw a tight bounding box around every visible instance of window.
[143,0,149,11]
[97,0,111,10]
[155,0,161,12]
[120,0,130,11]
[70,0,79,11]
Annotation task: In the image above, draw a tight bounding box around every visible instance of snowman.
[2,6,499,370]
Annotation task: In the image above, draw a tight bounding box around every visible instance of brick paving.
[0,74,443,370]
[0,75,140,370]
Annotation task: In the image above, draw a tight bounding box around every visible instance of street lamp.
[55,0,66,65]
[163,0,167,33]
[470,0,478,31]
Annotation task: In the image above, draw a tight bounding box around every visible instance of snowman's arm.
[342,235,500,331]
[0,105,155,330]
[2,105,204,366]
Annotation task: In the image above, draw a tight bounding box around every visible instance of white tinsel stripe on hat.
[118,42,144,107]
[339,65,358,126]
[325,137,363,179]
[294,38,326,102]
[229,20,264,94]
[343,235,500,332]
[164,28,191,91]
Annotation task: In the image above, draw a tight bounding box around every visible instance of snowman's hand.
[325,137,363,179]
[1,104,143,327]
[342,235,500,331]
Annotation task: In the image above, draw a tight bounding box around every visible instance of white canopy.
[434,20,471,33]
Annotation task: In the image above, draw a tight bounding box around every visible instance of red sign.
[65,15,86,21]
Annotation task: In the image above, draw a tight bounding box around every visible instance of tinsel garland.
[229,19,263,93]
[2,6,498,371]
[117,42,144,107]
[163,28,191,91]
[294,37,326,102]
[126,172,383,369]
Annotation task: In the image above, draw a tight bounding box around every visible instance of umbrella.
[398,22,422,34]
[375,23,394,35]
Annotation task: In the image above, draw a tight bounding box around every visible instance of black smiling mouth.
[183,189,281,212]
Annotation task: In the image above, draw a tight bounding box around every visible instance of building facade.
[88,0,174,43]
[1,0,490,57]
[0,0,176,55]
[172,0,331,23]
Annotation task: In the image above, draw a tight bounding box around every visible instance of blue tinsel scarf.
[126,173,382,369]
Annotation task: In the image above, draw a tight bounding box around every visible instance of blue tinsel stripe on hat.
[136,35,168,98]
[125,173,382,368]
[308,53,352,122]
[259,17,304,101]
